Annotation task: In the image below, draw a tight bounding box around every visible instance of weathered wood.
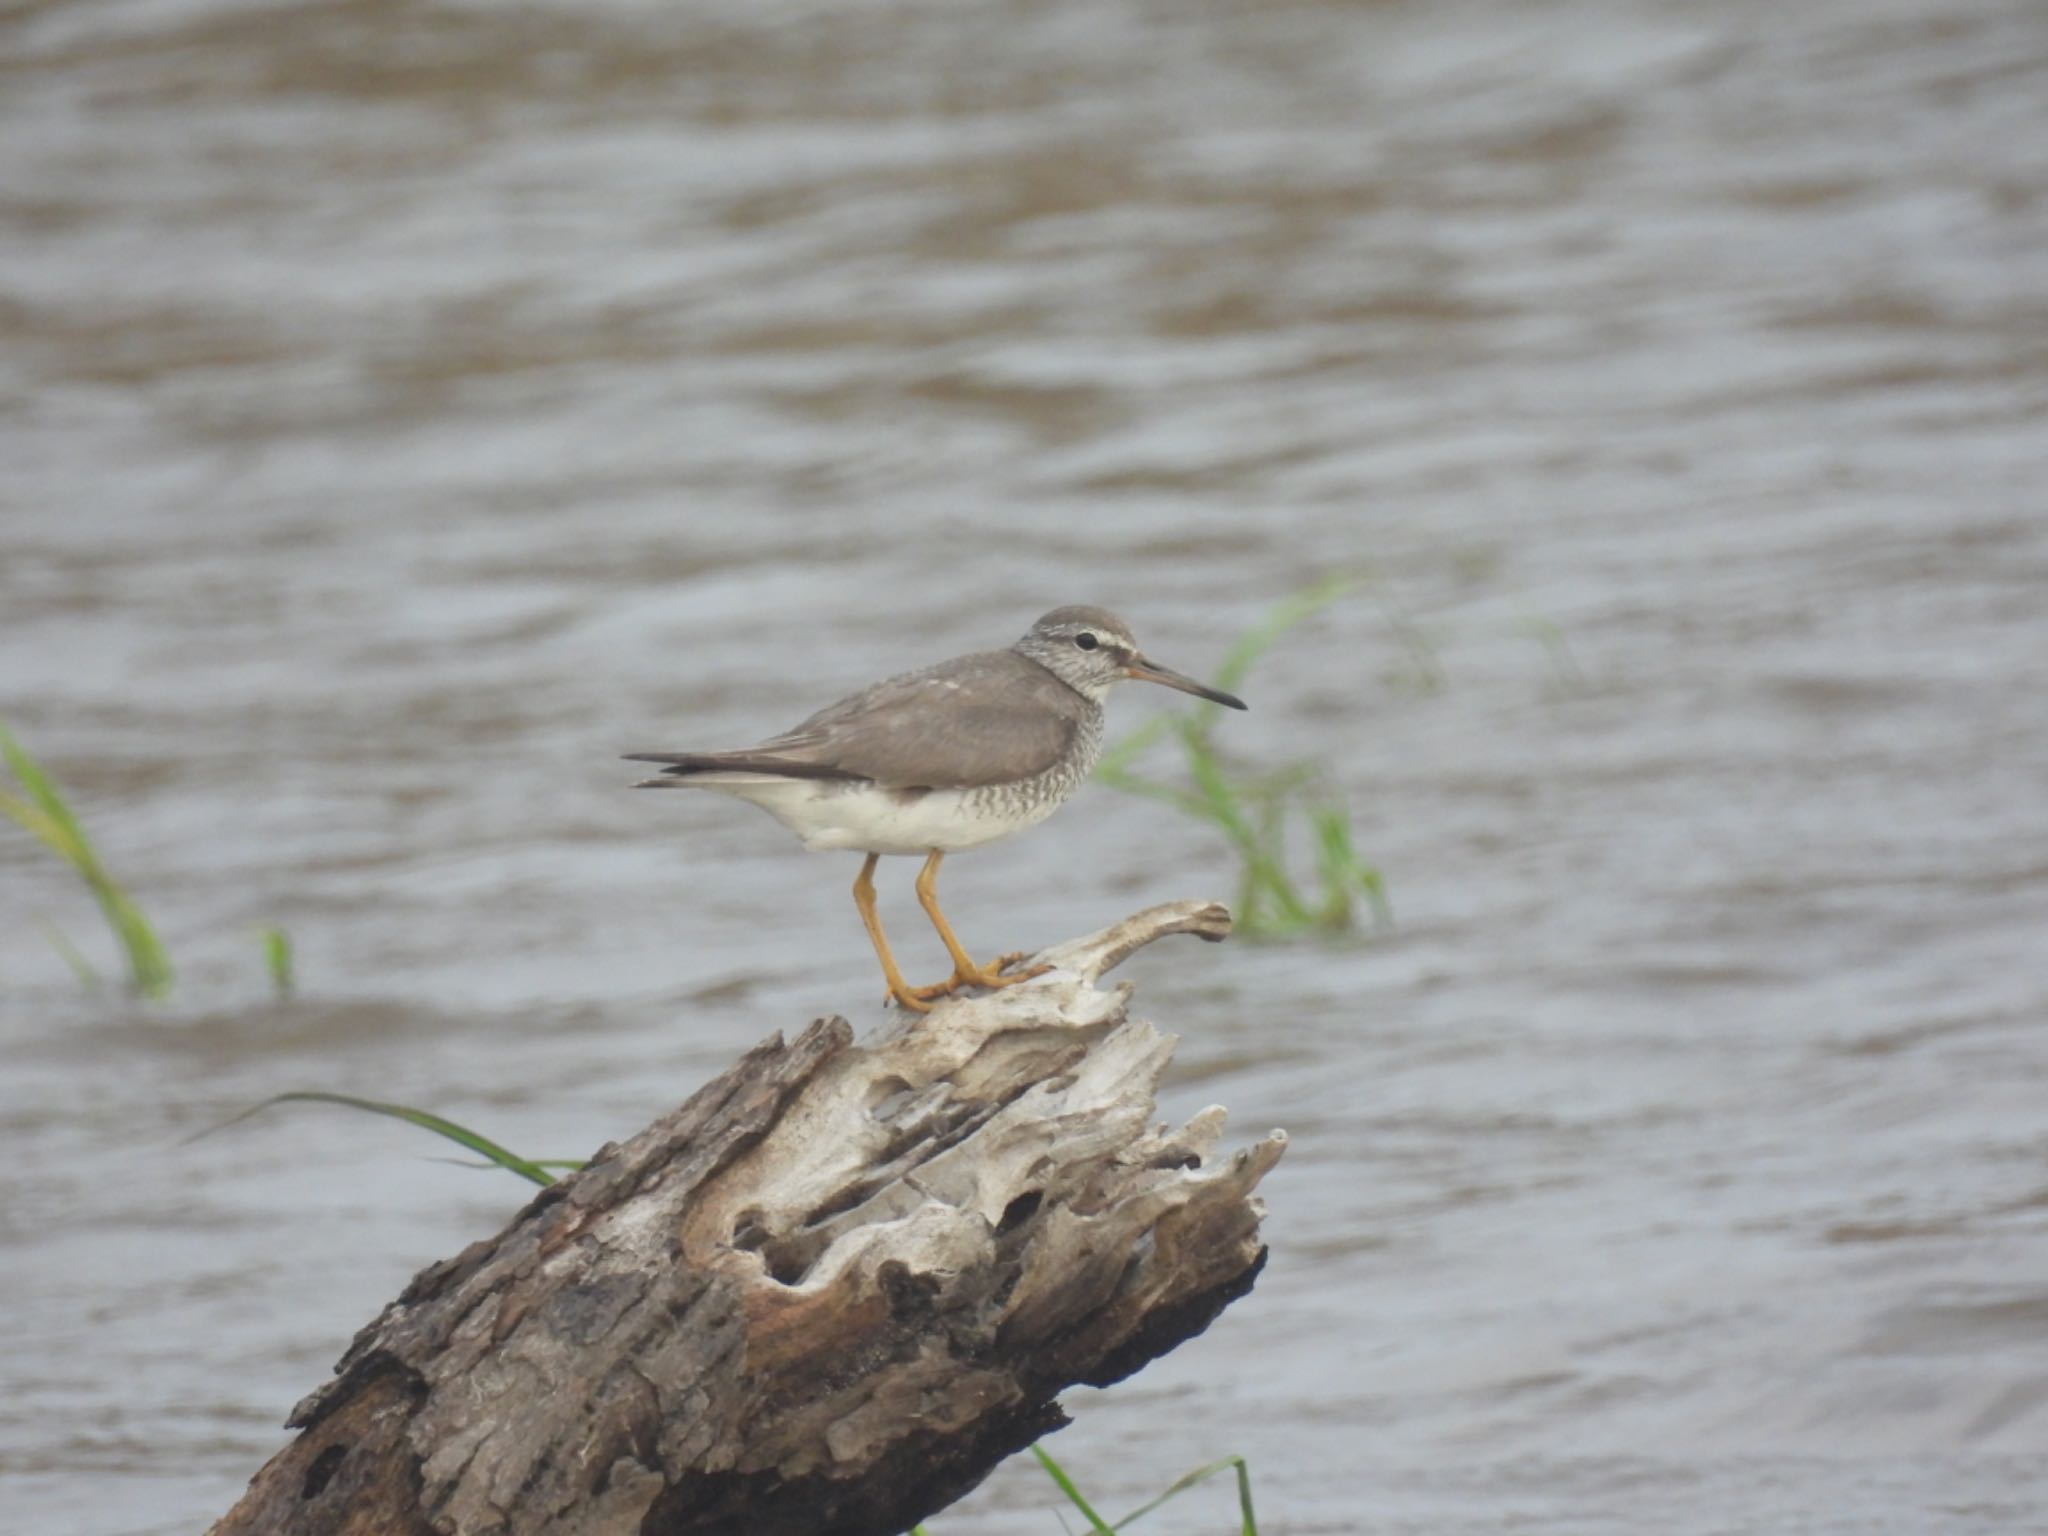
[210,901,1286,1536]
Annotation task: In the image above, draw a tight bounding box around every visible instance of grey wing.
[759,653,1080,788]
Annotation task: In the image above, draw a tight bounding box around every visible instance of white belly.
[683,775,1064,856]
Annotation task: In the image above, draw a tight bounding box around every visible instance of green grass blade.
[1173,719,1255,848]
[1359,863,1393,928]
[1309,801,1393,930]
[261,926,295,996]
[1110,1454,1257,1534]
[106,887,173,999]
[1177,719,1312,930]
[198,1092,559,1188]
[1102,575,1358,769]
[426,1155,593,1179]
[0,788,76,862]
[35,914,104,990]
[1309,804,1358,928]
[1030,1445,1115,1535]
[1209,571,1361,698]
[1,722,175,999]
[0,727,92,857]
[1239,795,1310,937]
[1090,581,1391,943]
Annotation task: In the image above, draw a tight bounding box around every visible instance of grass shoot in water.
[202,1091,565,1188]
[0,721,175,999]
[261,925,295,997]
[1095,576,1391,939]
[912,1444,1257,1534]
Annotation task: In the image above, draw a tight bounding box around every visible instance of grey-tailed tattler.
[627,606,1246,1012]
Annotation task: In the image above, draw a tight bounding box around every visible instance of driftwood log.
[210,901,1286,1536]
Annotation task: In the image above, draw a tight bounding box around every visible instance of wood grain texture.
[210,901,1286,1536]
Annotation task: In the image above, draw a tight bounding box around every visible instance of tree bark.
[209,900,1286,1536]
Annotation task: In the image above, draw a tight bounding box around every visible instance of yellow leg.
[905,850,1048,1001]
[854,853,931,1013]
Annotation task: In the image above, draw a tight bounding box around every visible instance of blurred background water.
[4,0,2048,1531]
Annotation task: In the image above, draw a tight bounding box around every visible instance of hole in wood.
[301,1443,347,1501]
[760,1239,813,1287]
[996,1189,1042,1233]
[866,1075,916,1118]
[879,1259,941,1321]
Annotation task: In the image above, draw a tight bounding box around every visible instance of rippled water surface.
[5,0,2048,1531]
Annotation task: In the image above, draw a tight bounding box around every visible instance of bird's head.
[1013,606,1248,710]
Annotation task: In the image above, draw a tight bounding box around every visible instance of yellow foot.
[884,983,934,1014]
[899,952,1049,1004]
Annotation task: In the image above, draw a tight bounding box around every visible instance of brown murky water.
[5,0,2048,1531]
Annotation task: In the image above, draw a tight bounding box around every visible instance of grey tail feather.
[622,751,866,787]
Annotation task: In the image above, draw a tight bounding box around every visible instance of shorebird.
[626,606,1247,1011]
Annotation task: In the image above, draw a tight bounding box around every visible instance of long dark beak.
[1125,654,1248,710]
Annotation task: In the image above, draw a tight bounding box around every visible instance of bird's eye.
[1074,632,1099,651]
